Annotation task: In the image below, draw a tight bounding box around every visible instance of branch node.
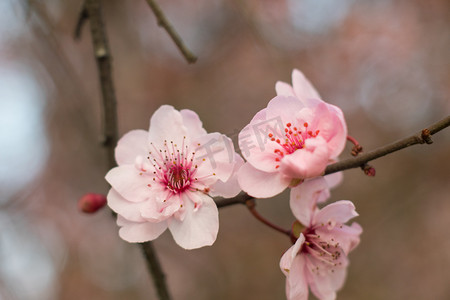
[245,198,256,209]
[421,129,433,144]
[351,144,363,156]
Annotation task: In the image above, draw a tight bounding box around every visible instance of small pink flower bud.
[78,193,107,213]
[363,165,376,177]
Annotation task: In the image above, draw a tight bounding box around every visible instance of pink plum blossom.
[237,69,347,198]
[105,105,241,249]
[280,198,362,300]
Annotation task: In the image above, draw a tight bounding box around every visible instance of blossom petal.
[116,215,167,243]
[192,132,236,183]
[107,188,147,222]
[307,257,348,300]
[290,177,330,226]
[180,109,207,138]
[280,234,305,276]
[280,137,329,179]
[115,129,149,165]
[209,153,243,198]
[168,192,218,249]
[275,81,295,97]
[310,102,347,159]
[237,163,290,198]
[314,200,359,227]
[265,95,306,122]
[316,222,362,255]
[287,254,309,300]
[148,105,187,147]
[105,165,153,202]
[292,69,321,102]
[238,122,282,172]
[324,171,343,190]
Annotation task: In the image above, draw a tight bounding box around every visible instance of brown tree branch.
[215,115,450,208]
[323,115,450,175]
[84,0,118,169]
[77,1,172,299]
[145,0,197,63]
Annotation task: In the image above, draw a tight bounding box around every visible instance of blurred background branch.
[145,0,197,63]
[76,1,172,299]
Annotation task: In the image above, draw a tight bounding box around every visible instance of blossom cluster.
[105,69,362,299]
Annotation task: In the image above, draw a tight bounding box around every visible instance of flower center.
[302,227,343,275]
[147,137,199,194]
[166,164,191,193]
[268,122,320,169]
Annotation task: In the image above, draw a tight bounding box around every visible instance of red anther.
[287,123,292,127]
[285,128,289,132]
[308,130,312,135]
[78,193,107,214]
[275,165,280,169]
[275,158,280,161]
[303,122,308,127]
[276,139,280,143]
[271,138,275,141]
[268,133,273,138]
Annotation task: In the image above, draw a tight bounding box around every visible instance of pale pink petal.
[180,109,207,138]
[280,234,305,276]
[116,215,167,243]
[168,192,218,250]
[275,81,295,97]
[140,192,181,222]
[291,69,321,101]
[265,95,306,121]
[148,105,187,147]
[287,254,309,300]
[280,137,329,179]
[316,222,362,255]
[192,132,236,182]
[307,257,348,300]
[290,177,329,226]
[324,172,343,190]
[310,103,347,159]
[107,188,146,222]
[105,165,153,202]
[237,163,290,198]
[238,122,282,172]
[115,129,149,165]
[209,154,243,198]
[314,200,358,228]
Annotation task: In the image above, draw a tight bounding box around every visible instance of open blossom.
[280,198,362,300]
[237,69,347,198]
[105,105,241,249]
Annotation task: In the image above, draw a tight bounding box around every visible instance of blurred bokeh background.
[0,0,449,299]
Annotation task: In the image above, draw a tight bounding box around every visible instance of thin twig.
[74,1,88,39]
[216,115,450,208]
[78,1,172,299]
[145,0,197,63]
[324,115,450,175]
[140,242,172,300]
[84,0,118,169]
[215,192,253,208]
[246,199,291,236]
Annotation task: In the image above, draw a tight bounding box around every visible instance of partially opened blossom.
[105,105,240,249]
[280,199,362,300]
[237,69,347,198]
